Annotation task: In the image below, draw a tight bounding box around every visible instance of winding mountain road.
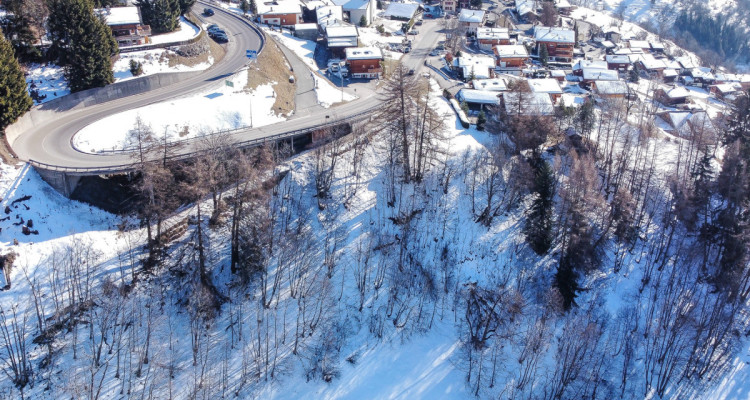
[8,5,444,174]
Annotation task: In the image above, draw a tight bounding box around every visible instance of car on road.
[203,8,215,16]
[409,30,419,35]
[415,20,423,25]
[408,69,415,75]
[209,30,229,42]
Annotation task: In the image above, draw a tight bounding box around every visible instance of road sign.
[246,50,257,60]
[225,80,234,87]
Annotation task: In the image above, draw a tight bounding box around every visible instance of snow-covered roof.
[600,40,616,49]
[528,78,562,94]
[477,27,509,41]
[345,46,382,60]
[533,26,575,44]
[595,80,628,95]
[675,56,698,70]
[690,67,714,80]
[628,40,650,49]
[384,2,419,19]
[516,0,537,16]
[503,91,554,115]
[326,24,358,38]
[582,68,618,81]
[257,0,302,15]
[317,5,343,27]
[550,70,566,77]
[458,89,501,104]
[714,73,741,82]
[305,0,330,10]
[459,9,485,23]
[638,54,666,70]
[649,41,665,50]
[662,86,691,99]
[573,60,607,71]
[332,0,370,10]
[712,83,740,94]
[605,55,630,64]
[472,78,508,92]
[663,68,678,78]
[554,0,572,8]
[97,6,141,26]
[494,44,528,57]
[454,54,495,79]
[295,23,319,30]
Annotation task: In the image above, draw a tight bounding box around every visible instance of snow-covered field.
[73,71,284,153]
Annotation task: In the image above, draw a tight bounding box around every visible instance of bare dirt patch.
[246,36,295,117]
[164,34,226,68]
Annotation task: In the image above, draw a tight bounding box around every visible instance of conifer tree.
[240,0,250,14]
[539,44,549,66]
[524,157,555,255]
[0,33,33,132]
[137,0,179,33]
[178,0,195,15]
[47,0,117,92]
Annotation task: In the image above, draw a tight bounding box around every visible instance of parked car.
[415,20,423,25]
[408,69,415,75]
[210,31,229,42]
[409,30,419,35]
[203,8,214,16]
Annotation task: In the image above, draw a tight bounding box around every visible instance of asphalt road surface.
[10,7,443,173]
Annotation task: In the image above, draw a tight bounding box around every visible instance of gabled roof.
[573,60,607,71]
[317,5,343,27]
[582,68,618,81]
[494,44,528,57]
[637,54,667,70]
[595,80,628,95]
[628,40,650,49]
[605,55,630,64]
[458,89,501,104]
[661,86,691,99]
[332,0,370,10]
[528,78,562,94]
[459,9,485,23]
[675,56,698,70]
[454,54,495,79]
[503,91,554,115]
[326,24,358,38]
[384,2,419,19]
[533,26,575,44]
[516,0,537,16]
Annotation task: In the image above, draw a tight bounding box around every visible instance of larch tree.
[47,0,117,92]
[0,32,32,132]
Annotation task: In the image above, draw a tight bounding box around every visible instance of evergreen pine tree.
[476,109,486,131]
[137,0,179,33]
[178,0,196,15]
[47,0,118,92]
[0,32,33,131]
[249,0,257,14]
[240,0,250,14]
[360,15,367,27]
[524,157,555,255]
[539,44,549,66]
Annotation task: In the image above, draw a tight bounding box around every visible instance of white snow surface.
[136,16,200,46]
[73,71,285,153]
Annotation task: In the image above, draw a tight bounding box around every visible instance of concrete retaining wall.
[6,70,204,147]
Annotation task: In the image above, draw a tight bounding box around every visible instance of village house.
[573,59,607,76]
[472,77,509,92]
[441,0,457,14]
[533,26,575,63]
[655,86,691,105]
[554,0,574,15]
[332,0,377,26]
[453,53,496,80]
[605,54,630,71]
[476,27,510,51]
[593,80,629,99]
[657,110,710,136]
[383,2,420,21]
[457,89,501,111]
[345,46,383,78]
[97,6,150,47]
[258,0,303,27]
[637,54,667,77]
[458,9,486,34]
[709,83,742,100]
[515,0,538,21]
[325,24,359,56]
[502,91,555,116]
[294,23,319,40]
[316,5,344,32]
[528,78,563,103]
[493,44,529,68]
[628,40,651,53]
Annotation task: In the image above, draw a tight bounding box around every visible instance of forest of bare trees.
[0,66,749,399]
